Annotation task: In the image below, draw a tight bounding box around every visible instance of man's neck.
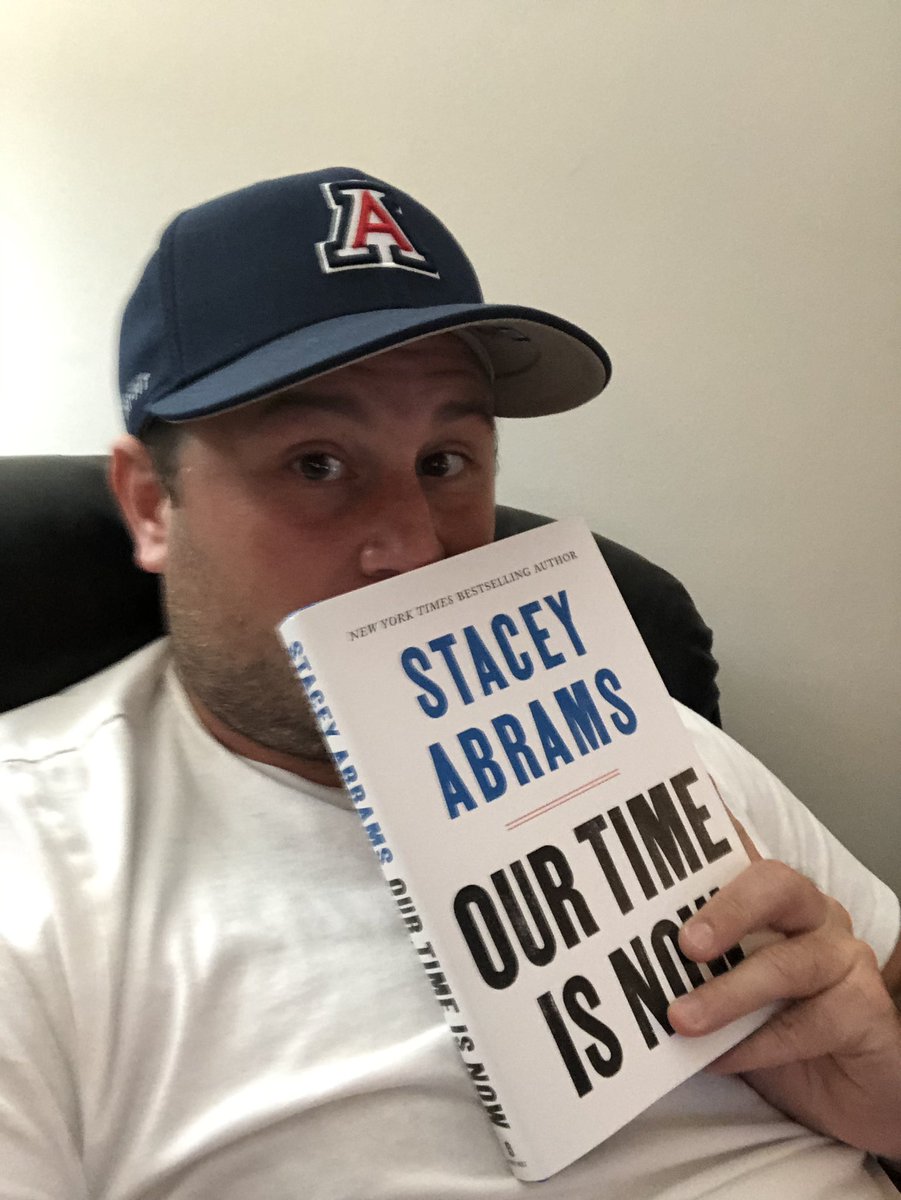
[184,685,342,789]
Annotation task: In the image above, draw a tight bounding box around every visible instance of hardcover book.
[277,519,767,1181]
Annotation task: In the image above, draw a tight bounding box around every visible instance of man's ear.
[109,435,172,575]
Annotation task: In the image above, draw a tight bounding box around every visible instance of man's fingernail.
[671,992,706,1032]
[684,919,715,957]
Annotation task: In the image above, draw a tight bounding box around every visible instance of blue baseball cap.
[119,167,612,436]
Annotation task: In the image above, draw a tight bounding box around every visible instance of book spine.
[283,630,537,1180]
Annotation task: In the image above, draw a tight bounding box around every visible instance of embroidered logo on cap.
[121,371,151,419]
[316,181,439,277]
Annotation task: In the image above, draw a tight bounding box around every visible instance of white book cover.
[278,519,768,1181]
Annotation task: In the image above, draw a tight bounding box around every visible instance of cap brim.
[144,303,611,427]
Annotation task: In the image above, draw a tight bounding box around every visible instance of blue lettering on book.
[427,670,638,819]
[399,590,587,717]
[287,640,393,864]
[397,590,638,819]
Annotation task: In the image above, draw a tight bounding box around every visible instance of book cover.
[277,518,768,1181]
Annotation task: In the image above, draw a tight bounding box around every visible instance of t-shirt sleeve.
[0,761,90,1199]
[674,703,901,969]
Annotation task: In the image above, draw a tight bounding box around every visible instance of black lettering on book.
[608,805,658,900]
[608,936,675,1050]
[670,768,733,864]
[610,890,746,1048]
[379,608,414,628]
[416,942,460,1015]
[465,1062,511,1128]
[454,885,519,989]
[427,967,454,1001]
[526,845,599,948]
[450,1023,475,1054]
[573,771,734,908]
[388,878,423,935]
[448,1023,515,1138]
[348,622,378,640]
[414,594,455,616]
[573,812,635,915]
[537,976,623,1097]
[626,782,703,888]
[490,861,556,968]
[454,846,599,989]
[533,550,578,573]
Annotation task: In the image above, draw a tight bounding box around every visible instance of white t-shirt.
[0,640,897,1200]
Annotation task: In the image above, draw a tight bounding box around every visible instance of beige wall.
[3,1,899,892]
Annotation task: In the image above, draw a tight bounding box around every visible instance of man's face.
[143,334,497,769]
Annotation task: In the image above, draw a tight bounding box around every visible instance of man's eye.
[419,451,467,478]
[292,452,344,481]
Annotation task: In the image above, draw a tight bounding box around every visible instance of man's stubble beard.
[162,524,330,763]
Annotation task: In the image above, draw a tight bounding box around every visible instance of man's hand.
[669,821,901,1159]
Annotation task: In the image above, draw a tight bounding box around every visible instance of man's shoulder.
[0,641,175,955]
[671,699,790,838]
[672,700,900,964]
[0,639,172,766]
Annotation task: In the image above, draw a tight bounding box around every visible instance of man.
[1,167,899,1198]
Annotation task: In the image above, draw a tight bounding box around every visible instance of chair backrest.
[0,456,720,724]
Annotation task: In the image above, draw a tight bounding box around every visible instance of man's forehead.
[254,390,493,428]
[258,333,492,412]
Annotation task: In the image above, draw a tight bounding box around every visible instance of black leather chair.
[0,455,721,724]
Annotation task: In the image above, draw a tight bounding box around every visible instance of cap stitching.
[160,214,187,382]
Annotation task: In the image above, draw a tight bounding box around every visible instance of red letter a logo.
[317,181,439,277]
[351,190,414,252]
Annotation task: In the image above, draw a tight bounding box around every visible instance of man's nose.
[358,475,445,579]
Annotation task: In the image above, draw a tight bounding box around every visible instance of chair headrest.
[0,456,163,712]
